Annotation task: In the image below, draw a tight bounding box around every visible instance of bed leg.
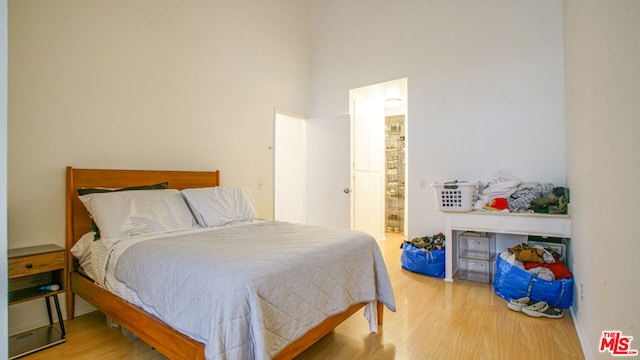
[66,288,75,320]
[376,301,384,325]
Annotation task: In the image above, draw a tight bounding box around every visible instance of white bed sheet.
[92,221,395,360]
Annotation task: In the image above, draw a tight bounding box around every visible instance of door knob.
[343,188,352,194]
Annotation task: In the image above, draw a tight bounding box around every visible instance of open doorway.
[349,78,407,240]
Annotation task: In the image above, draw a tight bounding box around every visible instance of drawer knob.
[26,263,33,269]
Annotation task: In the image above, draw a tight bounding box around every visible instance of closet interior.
[385,115,405,233]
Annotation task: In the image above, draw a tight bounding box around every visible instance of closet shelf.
[385,115,405,233]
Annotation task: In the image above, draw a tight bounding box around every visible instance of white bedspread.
[109,221,395,360]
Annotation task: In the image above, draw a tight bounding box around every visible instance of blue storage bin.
[401,243,445,278]
[493,253,573,308]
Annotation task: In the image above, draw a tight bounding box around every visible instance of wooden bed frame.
[65,166,383,360]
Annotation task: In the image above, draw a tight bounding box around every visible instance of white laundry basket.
[431,181,479,212]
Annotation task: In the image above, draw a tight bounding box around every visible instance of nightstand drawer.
[8,251,65,278]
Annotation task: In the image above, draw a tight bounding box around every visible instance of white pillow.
[181,186,257,227]
[71,231,95,269]
[79,189,197,248]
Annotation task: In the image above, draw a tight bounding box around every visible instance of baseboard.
[74,297,97,317]
[570,305,594,360]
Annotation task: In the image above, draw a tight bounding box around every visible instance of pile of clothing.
[401,232,445,251]
[475,171,570,214]
[501,243,572,282]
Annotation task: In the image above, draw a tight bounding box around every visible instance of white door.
[351,97,385,240]
[274,112,305,223]
[304,115,351,228]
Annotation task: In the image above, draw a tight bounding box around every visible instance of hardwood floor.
[21,232,584,360]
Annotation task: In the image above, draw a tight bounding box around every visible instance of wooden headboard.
[65,166,220,261]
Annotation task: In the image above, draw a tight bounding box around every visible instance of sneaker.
[522,303,564,319]
[507,297,537,312]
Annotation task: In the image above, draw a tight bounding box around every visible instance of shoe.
[522,303,564,319]
[507,297,537,312]
[523,301,549,312]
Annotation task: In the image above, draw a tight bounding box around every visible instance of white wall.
[1,0,8,356]
[311,0,566,238]
[564,1,640,358]
[8,0,311,333]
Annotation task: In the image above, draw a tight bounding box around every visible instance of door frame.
[349,78,408,239]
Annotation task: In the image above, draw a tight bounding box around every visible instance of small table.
[443,211,571,282]
[8,244,67,359]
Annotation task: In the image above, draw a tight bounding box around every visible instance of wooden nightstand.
[8,244,67,359]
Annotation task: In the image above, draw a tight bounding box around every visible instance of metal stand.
[9,295,66,359]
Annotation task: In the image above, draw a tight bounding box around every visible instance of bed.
[65,166,395,360]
